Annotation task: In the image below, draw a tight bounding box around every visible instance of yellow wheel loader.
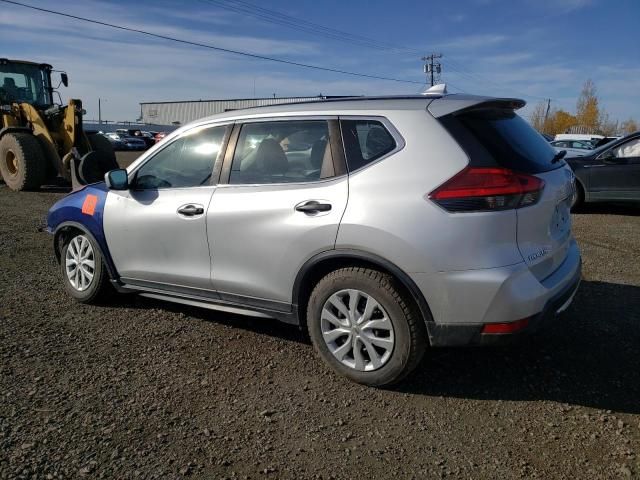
[0,58,118,191]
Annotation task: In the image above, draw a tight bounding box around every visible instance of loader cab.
[0,59,55,108]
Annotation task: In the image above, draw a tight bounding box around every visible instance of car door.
[589,136,640,200]
[207,118,348,309]
[103,123,230,292]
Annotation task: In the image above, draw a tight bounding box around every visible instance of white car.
[550,140,593,157]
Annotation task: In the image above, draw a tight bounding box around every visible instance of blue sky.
[1,0,638,124]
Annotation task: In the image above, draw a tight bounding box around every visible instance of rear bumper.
[413,239,582,347]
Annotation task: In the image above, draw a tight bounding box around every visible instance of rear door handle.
[177,204,204,216]
[295,200,332,214]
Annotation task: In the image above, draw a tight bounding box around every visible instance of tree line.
[530,79,638,136]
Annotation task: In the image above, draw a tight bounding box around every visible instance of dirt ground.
[1,156,639,478]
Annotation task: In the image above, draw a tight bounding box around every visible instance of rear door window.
[228,120,333,185]
[340,119,396,172]
[441,109,561,173]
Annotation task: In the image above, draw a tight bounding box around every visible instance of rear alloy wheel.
[61,233,111,303]
[307,267,427,387]
[0,133,46,191]
[321,289,395,371]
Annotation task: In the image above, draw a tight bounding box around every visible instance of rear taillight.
[428,167,545,213]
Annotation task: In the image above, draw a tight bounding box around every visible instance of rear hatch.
[435,101,575,280]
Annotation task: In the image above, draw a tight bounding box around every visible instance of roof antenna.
[421,83,448,96]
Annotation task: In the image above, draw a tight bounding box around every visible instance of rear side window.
[229,120,334,185]
[441,109,561,173]
[341,119,396,171]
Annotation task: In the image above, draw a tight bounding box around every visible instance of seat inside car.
[256,138,289,177]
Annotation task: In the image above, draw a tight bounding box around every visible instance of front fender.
[47,183,118,279]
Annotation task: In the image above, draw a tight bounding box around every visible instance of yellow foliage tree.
[575,79,600,132]
[545,109,577,135]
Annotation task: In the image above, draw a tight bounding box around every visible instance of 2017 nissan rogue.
[47,86,581,386]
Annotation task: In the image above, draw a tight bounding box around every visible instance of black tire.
[0,133,47,191]
[60,232,112,304]
[571,181,585,211]
[79,134,119,184]
[88,133,118,168]
[307,267,427,387]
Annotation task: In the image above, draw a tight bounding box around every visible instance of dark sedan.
[566,131,640,208]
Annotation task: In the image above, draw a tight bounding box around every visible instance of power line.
[200,0,424,55]
[0,0,424,86]
[199,0,551,101]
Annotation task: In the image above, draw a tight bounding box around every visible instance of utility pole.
[544,98,551,123]
[98,98,102,125]
[422,53,443,86]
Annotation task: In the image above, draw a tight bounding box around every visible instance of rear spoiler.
[427,94,526,118]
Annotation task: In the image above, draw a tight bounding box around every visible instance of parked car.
[154,131,168,143]
[46,90,581,386]
[104,132,146,151]
[591,136,620,148]
[554,133,604,143]
[566,131,640,207]
[115,129,155,149]
[100,132,125,150]
[550,139,593,157]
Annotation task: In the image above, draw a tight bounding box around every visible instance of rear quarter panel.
[336,109,524,275]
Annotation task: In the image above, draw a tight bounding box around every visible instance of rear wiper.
[551,150,567,164]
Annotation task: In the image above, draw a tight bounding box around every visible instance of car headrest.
[257,138,288,175]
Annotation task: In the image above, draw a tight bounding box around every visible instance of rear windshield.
[440,108,562,173]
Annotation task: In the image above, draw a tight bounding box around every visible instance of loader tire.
[88,133,118,170]
[0,133,47,191]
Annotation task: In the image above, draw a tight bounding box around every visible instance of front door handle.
[177,204,204,216]
[295,200,332,214]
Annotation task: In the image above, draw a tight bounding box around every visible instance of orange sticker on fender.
[81,194,98,216]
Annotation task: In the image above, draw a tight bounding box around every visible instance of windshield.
[0,62,52,106]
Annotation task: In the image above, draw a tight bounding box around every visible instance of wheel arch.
[293,249,435,338]
[0,126,32,140]
[53,221,118,280]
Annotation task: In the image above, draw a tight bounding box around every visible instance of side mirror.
[105,169,129,190]
[60,73,69,87]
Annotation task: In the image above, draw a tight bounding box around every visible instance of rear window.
[340,119,396,172]
[441,109,562,173]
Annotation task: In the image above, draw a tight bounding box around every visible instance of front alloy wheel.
[60,232,111,303]
[65,235,95,291]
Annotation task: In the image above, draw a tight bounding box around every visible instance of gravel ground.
[1,157,639,478]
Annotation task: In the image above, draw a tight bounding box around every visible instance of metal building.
[139,96,344,126]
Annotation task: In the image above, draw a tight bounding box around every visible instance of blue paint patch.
[47,182,118,277]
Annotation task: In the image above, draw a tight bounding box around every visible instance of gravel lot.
[1,154,639,478]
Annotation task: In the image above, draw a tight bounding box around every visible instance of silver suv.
[47,89,581,386]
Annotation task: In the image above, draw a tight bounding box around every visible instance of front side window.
[229,120,333,184]
[340,119,396,172]
[133,125,227,189]
[613,138,640,158]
